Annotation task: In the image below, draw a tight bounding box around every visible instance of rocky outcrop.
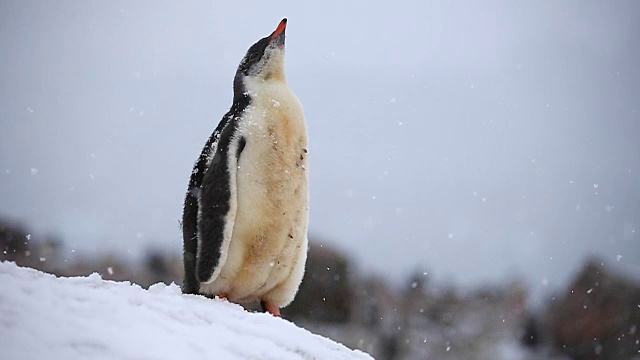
[547,259,640,359]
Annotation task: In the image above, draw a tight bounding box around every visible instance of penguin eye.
[248,53,258,63]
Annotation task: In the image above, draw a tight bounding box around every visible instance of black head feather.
[233,19,287,100]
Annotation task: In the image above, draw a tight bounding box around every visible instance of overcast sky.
[1,0,639,298]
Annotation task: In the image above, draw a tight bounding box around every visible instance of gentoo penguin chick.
[182,18,308,317]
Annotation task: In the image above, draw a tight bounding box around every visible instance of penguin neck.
[234,74,289,103]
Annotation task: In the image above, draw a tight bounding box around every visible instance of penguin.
[182,18,308,317]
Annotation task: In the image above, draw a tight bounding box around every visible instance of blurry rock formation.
[546,259,640,359]
[286,242,352,322]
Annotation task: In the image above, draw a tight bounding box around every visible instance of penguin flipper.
[182,116,231,293]
[181,189,200,294]
[196,122,244,284]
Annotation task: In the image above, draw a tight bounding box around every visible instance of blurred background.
[1,1,639,359]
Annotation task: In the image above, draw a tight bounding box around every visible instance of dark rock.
[285,242,352,323]
[547,259,640,359]
[0,220,30,262]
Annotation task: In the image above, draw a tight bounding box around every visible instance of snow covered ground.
[0,261,373,360]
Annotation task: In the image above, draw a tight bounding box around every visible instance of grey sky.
[1,1,639,298]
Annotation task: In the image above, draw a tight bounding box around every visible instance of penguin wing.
[196,118,245,284]
[182,110,234,292]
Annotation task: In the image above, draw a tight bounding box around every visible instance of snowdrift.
[0,262,372,360]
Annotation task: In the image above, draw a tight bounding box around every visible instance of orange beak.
[270,18,287,42]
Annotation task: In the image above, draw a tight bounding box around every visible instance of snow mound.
[0,262,373,360]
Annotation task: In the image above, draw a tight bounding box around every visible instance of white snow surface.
[0,262,373,360]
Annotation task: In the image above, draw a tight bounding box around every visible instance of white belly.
[200,82,308,304]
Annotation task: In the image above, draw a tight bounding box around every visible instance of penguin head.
[234,19,288,93]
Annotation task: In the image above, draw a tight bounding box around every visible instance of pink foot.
[261,301,281,317]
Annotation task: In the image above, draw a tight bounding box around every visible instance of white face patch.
[247,45,286,82]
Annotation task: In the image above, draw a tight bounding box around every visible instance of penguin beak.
[269,18,287,46]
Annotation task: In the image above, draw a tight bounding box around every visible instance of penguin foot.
[260,300,281,317]
[216,292,228,300]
